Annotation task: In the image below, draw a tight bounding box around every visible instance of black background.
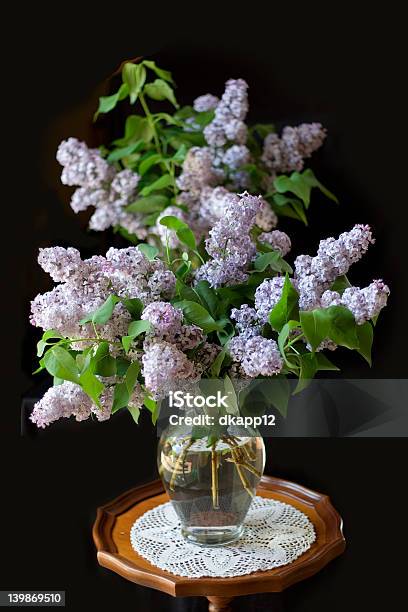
[4,7,408,611]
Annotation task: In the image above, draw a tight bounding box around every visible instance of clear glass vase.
[158,426,265,546]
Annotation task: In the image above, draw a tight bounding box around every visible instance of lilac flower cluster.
[294,224,376,311]
[57,138,146,237]
[195,191,262,287]
[261,123,326,178]
[30,246,176,346]
[141,341,197,399]
[229,335,283,377]
[203,79,249,148]
[193,94,220,112]
[258,230,291,256]
[30,380,144,428]
[321,280,390,325]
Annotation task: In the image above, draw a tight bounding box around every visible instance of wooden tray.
[93,476,345,611]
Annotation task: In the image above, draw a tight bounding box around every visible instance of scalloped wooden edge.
[93,476,345,597]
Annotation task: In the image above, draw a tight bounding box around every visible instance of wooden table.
[93,476,345,611]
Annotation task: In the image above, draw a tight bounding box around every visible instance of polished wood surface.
[93,476,345,607]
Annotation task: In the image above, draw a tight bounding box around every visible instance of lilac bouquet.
[29,60,390,431]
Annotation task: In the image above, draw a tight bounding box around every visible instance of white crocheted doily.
[130,496,316,578]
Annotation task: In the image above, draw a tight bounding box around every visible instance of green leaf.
[274,172,312,207]
[94,83,128,119]
[267,377,291,417]
[112,361,140,412]
[116,357,131,377]
[79,368,104,406]
[114,115,153,146]
[122,63,146,104]
[94,342,117,377]
[137,243,159,260]
[127,194,169,214]
[122,320,152,352]
[253,251,293,274]
[269,274,299,332]
[330,274,352,294]
[128,405,140,424]
[300,305,359,351]
[356,322,373,366]
[293,353,317,395]
[172,144,187,163]
[210,348,227,377]
[107,141,144,162]
[278,320,301,368]
[37,329,63,357]
[159,214,197,250]
[79,295,120,325]
[121,297,144,319]
[315,353,340,371]
[223,375,239,415]
[173,300,224,333]
[42,346,79,383]
[143,395,159,424]
[138,153,163,176]
[194,281,219,318]
[140,174,173,196]
[176,226,196,250]
[302,169,338,203]
[142,60,174,83]
[144,79,179,108]
[159,214,186,231]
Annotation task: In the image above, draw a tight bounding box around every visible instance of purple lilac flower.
[258,230,291,256]
[30,382,93,428]
[141,302,183,336]
[254,276,286,323]
[295,225,376,311]
[203,79,249,147]
[195,192,262,287]
[222,145,251,170]
[57,138,143,236]
[262,123,326,177]
[230,335,283,377]
[255,201,278,231]
[341,280,390,324]
[193,94,219,112]
[142,341,196,398]
[176,147,220,194]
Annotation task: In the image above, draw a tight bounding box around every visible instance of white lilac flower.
[193,94,219,112]
[141,302,183,336]
[258,230,291,256]
[294,254,313,278]
[262,123,326,176]
[254,276,286,323]
[155,206,187,248]
[142,341,196,398]
[30,382,92,428]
